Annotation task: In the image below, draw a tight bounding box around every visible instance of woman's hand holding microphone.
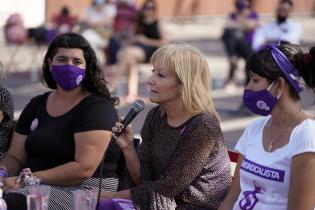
[112,118,134,150]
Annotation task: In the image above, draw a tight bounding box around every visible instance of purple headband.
[263,44,304,93]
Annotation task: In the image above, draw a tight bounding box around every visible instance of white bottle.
[0,188,7,210]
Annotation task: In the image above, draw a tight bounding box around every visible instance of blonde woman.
[100,43,231,209]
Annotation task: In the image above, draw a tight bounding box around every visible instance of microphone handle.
[116,108,138,136]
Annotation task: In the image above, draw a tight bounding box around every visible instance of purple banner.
[240,158,285,182]
[98,198,135,210]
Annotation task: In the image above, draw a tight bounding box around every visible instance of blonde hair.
[151,43,219,119]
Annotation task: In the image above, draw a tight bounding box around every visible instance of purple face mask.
[51,64,86,90]
[243,82,280,116]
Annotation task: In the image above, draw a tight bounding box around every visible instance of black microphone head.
[132,99,145,113]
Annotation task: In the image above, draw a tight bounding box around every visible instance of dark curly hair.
[41,32,118,106]
[246,41,315,101]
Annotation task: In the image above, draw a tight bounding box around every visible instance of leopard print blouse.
[130,106,231,210]
[0,84,14,159]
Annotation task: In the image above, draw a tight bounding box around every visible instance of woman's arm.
[287,152,315,210]
[113,122,141,185]
[133,108,156,185]
[114,108,157,185]
[120,144,140,185]
[101,189,131,199]
[238,17,259,31]
[237,12,259,31]
[0,132,28,177]
[33,130,111,185]
[218,154,243,210]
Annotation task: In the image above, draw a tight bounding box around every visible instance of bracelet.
[0,168,8,179]
[16,168,42,186]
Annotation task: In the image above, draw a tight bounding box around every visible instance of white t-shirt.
[233,116,315,210]
[252,19,302,51]
[86,4,117,25]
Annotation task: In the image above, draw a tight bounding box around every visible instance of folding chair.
[3,13,28,72]
[228,149,239,177]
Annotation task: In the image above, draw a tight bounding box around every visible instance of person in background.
[105,0,138,66]
[0,33,121,210]
[252,0,302,51]
[108,0,168,104]
[4,13,28,45]
[100,43,231,209]
[172,0,201,20]
[0,63,15,160]
[52,6,78,35]
[218,41,315,210]
[222,0,259,89]
[81,0,117,50]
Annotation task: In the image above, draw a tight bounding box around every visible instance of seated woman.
[51,6,78,35]
[218,42,315,210]
[0,32,121,210]
[100,43,232,209]
[81,0,117,51]
[107,0,168,103]
[105,0,138,66]
[222,0,259,87]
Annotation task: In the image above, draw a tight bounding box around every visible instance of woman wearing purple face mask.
[0,33,121,210]
[219,41,315,210]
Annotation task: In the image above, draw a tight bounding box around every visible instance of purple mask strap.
[264,44,304,93]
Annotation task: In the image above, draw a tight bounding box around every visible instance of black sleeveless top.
[136,20,161,61]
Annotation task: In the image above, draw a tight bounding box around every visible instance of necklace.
[268,126,291,152]
[267,111,301,152]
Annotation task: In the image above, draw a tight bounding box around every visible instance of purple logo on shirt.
[30,118,38,131]
[240,158,285,182]
[239,181,265,210]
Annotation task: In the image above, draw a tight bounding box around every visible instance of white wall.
[0,0,45,27]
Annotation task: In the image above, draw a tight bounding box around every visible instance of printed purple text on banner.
[240,158,285,182]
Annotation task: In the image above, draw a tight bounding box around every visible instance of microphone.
[96,99,145,208]
[113,99,146,138]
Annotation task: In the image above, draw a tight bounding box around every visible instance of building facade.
[46,0,315,23]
